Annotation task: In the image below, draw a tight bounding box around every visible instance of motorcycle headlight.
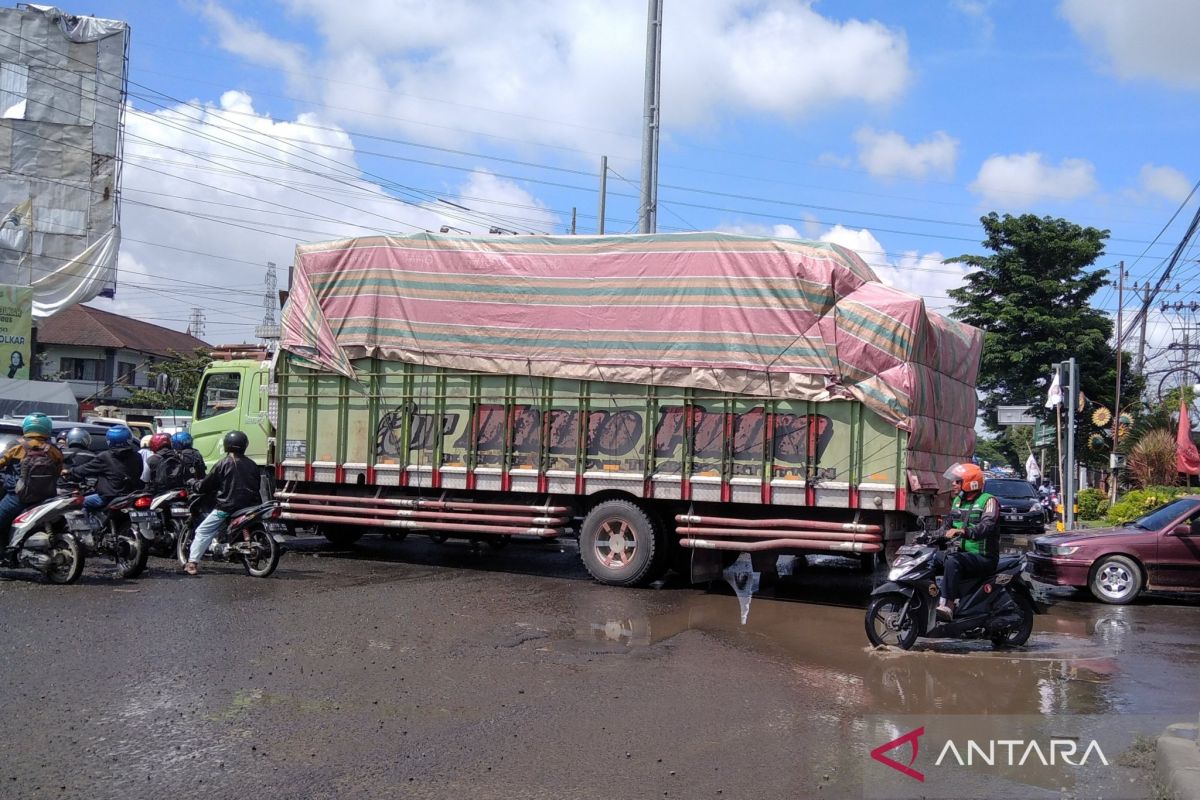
[1048,544,1079,556]
[887,566,907,581]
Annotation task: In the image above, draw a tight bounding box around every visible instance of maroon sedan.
[1028,496,1200,604]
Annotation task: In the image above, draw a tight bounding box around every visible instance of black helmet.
[223,430,249,454]
[65,427,91,448]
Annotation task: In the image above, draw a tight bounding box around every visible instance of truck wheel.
[579,500,664,587]
[322,525,364,547]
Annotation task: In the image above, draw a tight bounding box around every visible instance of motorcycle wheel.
[865,593,920,650]
[176,521,197,567]
[241,525,280,578]
[114,526,149,579]
[44,528,84,585]
[991,594,1035,648]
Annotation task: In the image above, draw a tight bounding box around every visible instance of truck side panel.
[277,357,905,513]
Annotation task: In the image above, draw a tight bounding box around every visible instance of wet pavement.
[1,534,1197,799]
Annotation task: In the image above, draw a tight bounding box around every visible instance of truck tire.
[579,500,665,587]
[322,525,364,547]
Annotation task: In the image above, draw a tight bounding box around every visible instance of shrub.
[1105,486,1200,525]
[1126,429,1177,488]
[1076,488,1109,520]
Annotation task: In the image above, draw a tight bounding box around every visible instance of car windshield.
[1130,497,1200,530]
[984,479,1037,499]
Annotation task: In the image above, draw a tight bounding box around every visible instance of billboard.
[0,283,32,379]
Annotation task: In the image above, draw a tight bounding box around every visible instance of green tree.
[973,435,1014,470]
[125,348,211,410]
[948,213,1142,459]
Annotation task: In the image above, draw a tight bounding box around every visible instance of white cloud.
[969,152,1098,206]
[198,2,308,77]
[819,225,969,311]
[853,128,959,180]
[1060,0,1200,89]
[104,93,557,342]
[952,0,995,39]
[1137,163,1192,203]
[199,1,910,156]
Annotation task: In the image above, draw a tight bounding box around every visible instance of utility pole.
[1111,262,1124,505]
[1136,283,1151,374]
[570,207,577,235]
[598,155,607,235]
[1065,357,1078,531]
[638,0,663,233]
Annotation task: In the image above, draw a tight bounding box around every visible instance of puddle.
[568,586,1169,717]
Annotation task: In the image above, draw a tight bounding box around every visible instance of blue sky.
[65,1,1199,350]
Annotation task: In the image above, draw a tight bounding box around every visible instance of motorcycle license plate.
[129,511,154,521]
[896,545,920,556]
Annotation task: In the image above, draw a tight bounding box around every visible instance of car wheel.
[1089,555,1141,605]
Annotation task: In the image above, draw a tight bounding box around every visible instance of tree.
[125,348,211,410]
[974,435,1014,470]
[948,213,1141,459]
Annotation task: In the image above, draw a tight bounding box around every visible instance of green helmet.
[22,412,52,437]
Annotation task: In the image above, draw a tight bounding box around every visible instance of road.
[1,535,1197,799]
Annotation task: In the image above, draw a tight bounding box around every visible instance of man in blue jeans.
[66,425,144,515]
[0,413,63,561]
[185,430,260,575]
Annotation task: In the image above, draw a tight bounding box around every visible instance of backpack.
[155,451,189,489]
[16,443,59,503]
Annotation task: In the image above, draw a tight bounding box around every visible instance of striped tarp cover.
[281,231,982,490]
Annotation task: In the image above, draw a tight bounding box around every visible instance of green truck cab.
[189,355,273,468]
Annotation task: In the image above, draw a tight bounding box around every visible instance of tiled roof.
[36,304,209,357]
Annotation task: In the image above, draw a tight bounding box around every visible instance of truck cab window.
[198,372,241,420]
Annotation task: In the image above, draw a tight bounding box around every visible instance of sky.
[52,0,1200,380]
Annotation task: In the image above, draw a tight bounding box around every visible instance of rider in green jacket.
[940,462,1000,619]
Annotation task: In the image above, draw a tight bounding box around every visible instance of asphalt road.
[2,534,1197,799]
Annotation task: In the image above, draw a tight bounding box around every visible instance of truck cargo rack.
[674,513,883,555]
[275,489,572,539]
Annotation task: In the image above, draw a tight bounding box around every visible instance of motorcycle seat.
[997,555,1023,571]
[231,504,264,519]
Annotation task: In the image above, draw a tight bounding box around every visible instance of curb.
[1158,722,1200,800]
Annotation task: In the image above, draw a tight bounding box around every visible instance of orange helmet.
[944,462,984,493]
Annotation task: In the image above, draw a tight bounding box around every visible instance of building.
[0,4,130,316]
[34,303,207,402]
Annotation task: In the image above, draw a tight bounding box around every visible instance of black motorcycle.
[865,531,1041,650]
[4,491,85,583]
[126,487,189,558]
[62,484,149,579]
[175,494,283,578]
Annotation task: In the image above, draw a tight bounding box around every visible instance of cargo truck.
[189,232,982,586]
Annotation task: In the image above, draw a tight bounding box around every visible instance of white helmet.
[140,434,153,448]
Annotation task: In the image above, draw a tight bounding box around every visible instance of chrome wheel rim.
[1098,563,1133,600]
[594,518,636,568]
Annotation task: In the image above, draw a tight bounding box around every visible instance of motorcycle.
[864,530,1042,650]
[62,483,150,579]
[1039,489,1059,524]
[125,487,189,558]
[5,491,86,583]
[175,494,284,578]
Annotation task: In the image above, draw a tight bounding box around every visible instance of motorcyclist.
[67,425,145,513]
[183,430,260,575]
[938,462,1000,619]
[138,434,154,483]
[0,413,64,562]
[61,427,97,470]
[144,432,177,492]
[170,431,207,480]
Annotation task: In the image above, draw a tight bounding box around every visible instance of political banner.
[0,284,33,379]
